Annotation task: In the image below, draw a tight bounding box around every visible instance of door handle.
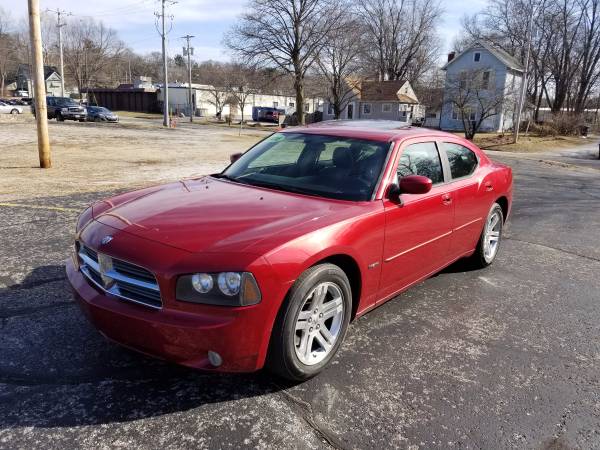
[442,194,452,205]
[484,181,494,192]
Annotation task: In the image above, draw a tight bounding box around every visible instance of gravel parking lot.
[1,119,599,449]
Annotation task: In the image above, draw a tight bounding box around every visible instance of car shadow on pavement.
[0,264,293,429]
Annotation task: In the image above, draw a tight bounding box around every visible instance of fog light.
[208,350,222,367]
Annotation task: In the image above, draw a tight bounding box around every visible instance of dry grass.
[0,118,267,202]
[454,132,593,153]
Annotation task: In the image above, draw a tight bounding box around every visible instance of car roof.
[280,120,458,142]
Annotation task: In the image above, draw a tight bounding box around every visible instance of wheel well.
[314,254,362,320]
[495,196,509,222]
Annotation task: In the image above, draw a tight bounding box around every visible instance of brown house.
[323,79,423,122]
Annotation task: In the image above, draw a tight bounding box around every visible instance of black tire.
[469,202,504,268]
[56,113,64,122]
[267,263,352,381]
[79,119,86,122]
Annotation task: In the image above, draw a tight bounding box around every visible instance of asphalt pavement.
[1,151,599,449]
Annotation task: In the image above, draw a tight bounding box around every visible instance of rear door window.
[442,143,478,179]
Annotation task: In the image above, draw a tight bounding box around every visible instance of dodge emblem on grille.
[101,235,113,245]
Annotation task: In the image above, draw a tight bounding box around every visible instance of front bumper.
[67,257,271,372]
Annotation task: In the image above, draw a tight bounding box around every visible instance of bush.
[549,112,584,135]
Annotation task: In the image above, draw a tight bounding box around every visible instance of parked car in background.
[86,106,119,122]
[0,101,23,114]
[33,96,87,122]
[67,120,513,381]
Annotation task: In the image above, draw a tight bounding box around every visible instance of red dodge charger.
[67,121,513,380]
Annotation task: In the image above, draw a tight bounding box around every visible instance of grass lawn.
[455,132,594,152]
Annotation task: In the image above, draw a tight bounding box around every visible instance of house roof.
[18,64,61,80]
[358,80,418,104]
[442,41,524,72]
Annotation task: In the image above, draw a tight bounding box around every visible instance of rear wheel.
[470,202,504,268]
[267,263,352,381]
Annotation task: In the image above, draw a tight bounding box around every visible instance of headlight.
[176,272,261,306]
[61,107,68,112]
[218,272,241,296]
[191,273,213,293]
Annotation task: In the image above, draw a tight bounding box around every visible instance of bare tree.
[0,7,16,96]
[444,68,510,140]
[316,16,362,119]
[463,0,600,116]
[356,0,443,83]
[62,18,124,95]
[225,0,342,125]
[196,61,233,119]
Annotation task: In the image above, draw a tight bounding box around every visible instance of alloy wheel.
[483,209,502,263]
[294,282,344,366]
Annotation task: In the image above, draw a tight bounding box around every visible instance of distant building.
[440,42,524,133]
[157,83,322,121]
[15,64,63,97]
[322,79,423,123]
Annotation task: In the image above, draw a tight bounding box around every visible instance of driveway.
[1,152,599,448]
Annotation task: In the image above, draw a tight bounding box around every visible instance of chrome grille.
[77,243,162,309]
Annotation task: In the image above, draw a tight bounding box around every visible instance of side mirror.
[399,175,433,194]
[230,152,243,163]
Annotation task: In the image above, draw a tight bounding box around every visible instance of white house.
[440,42,524,132]
[157,83,322,120]
[16,64,64,97]
[322,79,423,123]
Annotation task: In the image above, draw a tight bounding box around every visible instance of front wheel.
[56,113,64,122]
[267,263,352,381]
[470,202,504,268]
[10,109,19,115]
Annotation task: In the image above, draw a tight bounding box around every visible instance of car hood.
[93,177,370,254]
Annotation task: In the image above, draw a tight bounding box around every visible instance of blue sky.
[11,0,487,63]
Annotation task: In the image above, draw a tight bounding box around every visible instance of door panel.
[379,141,454,301]
[440,142,489,256]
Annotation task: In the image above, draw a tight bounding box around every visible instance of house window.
[304,103,309,112]
[451,106,460,120]
[382,103,392,113]
[481,71,491,90]
[289,102,295,107]
[273,101,278,108]
[362,103,372,114]
[474,52,481,62]
[327,103,334,115]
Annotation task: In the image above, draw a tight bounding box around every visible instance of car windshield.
[55,98,77,106]
[221,132,390,201]
[90,107,109,113]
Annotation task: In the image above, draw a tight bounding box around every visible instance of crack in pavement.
[504,237,600,262]
[276,387,346,450]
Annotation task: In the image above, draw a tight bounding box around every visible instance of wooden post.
[28,0,51,168]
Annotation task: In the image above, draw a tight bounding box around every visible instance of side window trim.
[438,140,480,182]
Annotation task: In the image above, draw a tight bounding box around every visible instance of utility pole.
[514,2,538,143]
[155,0,175,127]
[47,9,70,98]
[28,0,51,168]
[182,34,194,123]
